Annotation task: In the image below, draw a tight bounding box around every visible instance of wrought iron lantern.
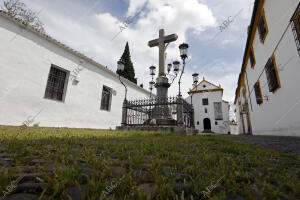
[117,60,125,72]
[167,63,172,73]
[149,81,155,89]
[173,61,180,73]
[192,73,199,85]
[179,43,189,60]
[117,60,127,100]
[149,65,156,76]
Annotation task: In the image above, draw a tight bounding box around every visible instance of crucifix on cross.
[148,29,178,77]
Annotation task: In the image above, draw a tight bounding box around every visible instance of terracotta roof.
[190,79,223,91]
[0,10,151,95]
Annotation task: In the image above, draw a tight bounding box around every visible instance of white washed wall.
[0,15,150,129]
[187,90,230,134]
[237,0,300,136]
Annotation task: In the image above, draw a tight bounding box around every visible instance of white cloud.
[4,0,253,107]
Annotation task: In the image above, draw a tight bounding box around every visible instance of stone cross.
[148,29,178,77]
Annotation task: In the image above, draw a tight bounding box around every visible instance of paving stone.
[132,170,152,183]
[65,185,86,200]
[29,159,46,166]
[97,149,106,154]
[0,160,12,166]
[168,183,194,196]
[15,183,49,193]
[110,155,118,159]
[45,145,56,153]
[18,173,45,184]
[226,194,245,200]
[121,160,130,169]
[2,193,39,200]
[0,153,14,158]
[110,166,126,177]
[139,163,152,170]
[163,172,191,182]
[249,185,263,199]
[95,153,103,159]
[138,183,156,198]
[80,167,101,176]
[16,166,36,173]
[2,157,11,161]
[78,161,88,168]
[47,163,67,172]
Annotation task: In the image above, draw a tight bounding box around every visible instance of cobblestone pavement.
[235,135,300,154]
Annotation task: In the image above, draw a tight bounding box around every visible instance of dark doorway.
[203,118,211,132]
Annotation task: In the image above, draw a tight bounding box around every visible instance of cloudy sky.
[1,0,255,118]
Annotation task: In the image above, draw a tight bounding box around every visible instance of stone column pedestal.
[155,76,170,99]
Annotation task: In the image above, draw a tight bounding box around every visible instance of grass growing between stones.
[0,126,299,200]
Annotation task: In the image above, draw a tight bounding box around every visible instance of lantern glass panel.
[173,61,180,72]
[117,61,124,71]
[192,73,199,84]
[167,64,172,73]
[150,66,156,76]
[179,43,189,58]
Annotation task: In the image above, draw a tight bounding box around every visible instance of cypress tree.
[117,42,137,84]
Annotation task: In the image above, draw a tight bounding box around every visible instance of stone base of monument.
[116,125,196,134]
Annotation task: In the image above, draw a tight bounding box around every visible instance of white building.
[234,0,300,136]
[0,11,151,129]
[186,78,230,134]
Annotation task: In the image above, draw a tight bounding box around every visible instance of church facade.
[234,0,300,136]
[0,12,150,129]
[186,79,230,134]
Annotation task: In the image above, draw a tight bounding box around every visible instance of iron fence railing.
[123,97,194,127]
[291,3,300,57]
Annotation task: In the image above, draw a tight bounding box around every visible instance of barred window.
[265,55,281,93]
[258,9,268,43]
[44,66,67,101]
[291,3,300,56]
[254,81,263,105]
[100,86,112,111]
[202,98,209,105]
[249,46,256,68]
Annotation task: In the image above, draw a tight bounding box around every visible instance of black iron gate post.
[121,99,127,126]
[177,96,184,126]
[191,107,195,128]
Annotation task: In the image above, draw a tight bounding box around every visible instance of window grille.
[202,98,209,105]
[44,66,67,101]
[254,81,263,105]
[100,86,112,111]
[258,9,268,43]
[249,47,256,68]
[291,3,300,56]
[265,55,280,93]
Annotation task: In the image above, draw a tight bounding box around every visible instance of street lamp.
[179,43,189,60]
[166,62,179,85]
[167,63,172,73]
[178,43,189,96]
[149,65,156,77]
[192,73,199,85]
[117,60,127,100]
[173,61,180,73]
[149,81,155,98]
[149,66,156,98]
[190,73,199,106]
